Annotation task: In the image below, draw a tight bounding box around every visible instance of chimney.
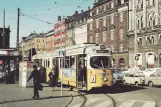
[81,10,84,13]
[75,11,78,14]
[88,6,90,10]
[58,16,61,21]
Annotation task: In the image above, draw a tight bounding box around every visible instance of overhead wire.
[20,10,54,25]
[19,0,90,24]
[66,0,87,16]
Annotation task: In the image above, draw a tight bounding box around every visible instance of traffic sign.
[59,51,65,57]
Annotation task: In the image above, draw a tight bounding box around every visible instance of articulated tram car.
[33,43,113,91]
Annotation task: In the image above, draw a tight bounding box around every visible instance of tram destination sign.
[96,50,109,53]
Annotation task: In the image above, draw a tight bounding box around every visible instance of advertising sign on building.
[62,68,74,78]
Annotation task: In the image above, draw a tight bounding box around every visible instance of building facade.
[87,0,129,68]
[21,32,46,61]
[0,27,10,49]
[46,29,54,52]
[75,9,90,45]
[128,0,161,69]
[53,16,66,50]
[66,11,78,47]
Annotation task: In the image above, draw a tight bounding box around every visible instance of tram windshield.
[90,56,111,69]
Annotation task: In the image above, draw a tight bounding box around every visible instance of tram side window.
[70,56,75,68]
[48,60,50,67]
[65,56,70,68]
[60,59,64,68]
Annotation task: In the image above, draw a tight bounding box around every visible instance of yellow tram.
[33,43,114,91]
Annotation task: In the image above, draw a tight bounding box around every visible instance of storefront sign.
[0,51,8,55]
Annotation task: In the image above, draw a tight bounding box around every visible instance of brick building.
[53,16,67,50]
[46,29,54,52]
[87,0,129,68]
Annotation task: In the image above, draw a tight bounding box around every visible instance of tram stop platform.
[0,84,73,107]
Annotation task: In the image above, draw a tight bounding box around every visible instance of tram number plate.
[91,75,96,83]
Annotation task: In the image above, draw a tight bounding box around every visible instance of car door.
[129,74,135,84]
[124,73,130,83]
[152,71,161,85]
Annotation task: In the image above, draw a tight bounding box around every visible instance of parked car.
[112,68,125,83]
[144,71,161,87]
[123,72,145,86]
[123,67,143,74]
[143,68,161,77]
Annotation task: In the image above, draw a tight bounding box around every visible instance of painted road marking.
[85,98,101,106]
[142,101,156,107]
[71,103,82,107]
[118,100,135,107]
[94,100,112,107]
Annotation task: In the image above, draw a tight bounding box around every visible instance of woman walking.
[48,64,57,91]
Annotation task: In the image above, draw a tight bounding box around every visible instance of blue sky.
[0,0,93,47]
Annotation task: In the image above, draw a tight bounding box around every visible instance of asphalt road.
[0,84,161,107]
[69,84,161,107]
[0,84,72,107]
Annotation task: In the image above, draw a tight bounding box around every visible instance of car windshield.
[90,56,111,69]
[135,73,145,77]
[155,69,161,72]
[145,69,153,72]
[113,69,123,73]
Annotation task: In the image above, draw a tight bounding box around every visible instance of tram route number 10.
[91,75,96,83]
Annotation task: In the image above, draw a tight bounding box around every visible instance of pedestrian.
[27,65,41,99]
[48,64,58,91]
[39,64,46,83]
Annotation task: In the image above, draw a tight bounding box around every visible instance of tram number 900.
[91,75,96,83]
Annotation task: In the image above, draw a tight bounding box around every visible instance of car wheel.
[148,81,153,87]
[135,82,139,86]
[123,80,126,85]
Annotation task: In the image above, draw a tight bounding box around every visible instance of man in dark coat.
[27,65,41,99]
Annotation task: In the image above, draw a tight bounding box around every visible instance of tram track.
[66,88,87,107]
[104,94,116,107]
[65,94,73,107]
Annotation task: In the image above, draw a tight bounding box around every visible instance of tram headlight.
[103,77,108,82]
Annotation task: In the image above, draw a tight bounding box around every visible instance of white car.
[144,71,161,87]
[143,68,161,77]
[123,72,145,86]
[123,67,143,74]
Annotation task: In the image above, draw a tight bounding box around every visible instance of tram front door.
[76,55,86,89]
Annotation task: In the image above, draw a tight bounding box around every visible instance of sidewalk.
[0,84,72,107]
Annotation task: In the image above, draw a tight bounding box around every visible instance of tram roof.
[32,43,111,59]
